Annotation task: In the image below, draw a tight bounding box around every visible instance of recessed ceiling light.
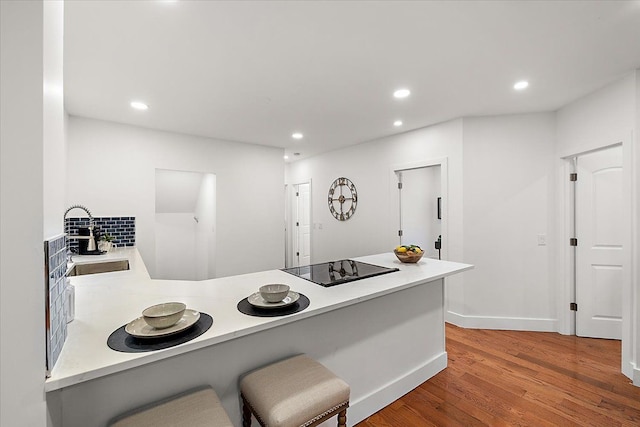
[292,133,303,140]
[130,101,149,110]
[513,81,529,90]
[394,120,403,127]
[283,155,289,160]
[393,88,411,99]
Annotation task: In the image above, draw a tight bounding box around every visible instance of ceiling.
[64,1,640,161]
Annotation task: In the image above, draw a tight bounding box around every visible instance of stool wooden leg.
[242,396,252,427]
[337,408,347,427]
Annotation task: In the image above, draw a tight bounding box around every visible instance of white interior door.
[293,183,311,267]
[575,145,623,339]
[398,166,441,258]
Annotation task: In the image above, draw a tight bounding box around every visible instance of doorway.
[396,164,442,259]
[288,182,312,267]
[573,145,623,339]
[154,169,216,280]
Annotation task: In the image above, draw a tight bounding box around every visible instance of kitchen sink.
[67,260,130,276]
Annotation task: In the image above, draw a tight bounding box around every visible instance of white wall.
[460,113,557,330]
[556,72,637,382]
[155,213,197,280]
[155,169,203,214]
[287,113,561,332]
[286,119,462,261]
[1,1,63,426]
[286,118,466,315]
[556,74,636,157]
[43,0,66,240]
[635,69,640,386]
[66,117,285,278]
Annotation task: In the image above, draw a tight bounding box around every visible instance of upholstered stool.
[109,386,233,427]
[240,354,350,427]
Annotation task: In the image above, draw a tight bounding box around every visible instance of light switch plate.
[537,234,547,246]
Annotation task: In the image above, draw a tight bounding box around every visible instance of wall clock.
[328,177,358,221]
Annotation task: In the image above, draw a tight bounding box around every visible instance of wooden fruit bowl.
[393,249,424,263]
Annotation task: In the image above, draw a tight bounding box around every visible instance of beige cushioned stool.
[240,354,350,427]
[109,386,233,427]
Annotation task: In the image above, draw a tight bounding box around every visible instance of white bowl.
[259,284,290,303]
[142,302,186,329]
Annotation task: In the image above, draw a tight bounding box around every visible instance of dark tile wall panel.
[65,216,136,252]
[44,234,67,375]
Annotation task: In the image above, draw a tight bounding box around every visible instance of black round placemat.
[237,294,310,317]
[107,313,213,353]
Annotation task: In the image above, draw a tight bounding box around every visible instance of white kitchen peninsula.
[46,249,471,426]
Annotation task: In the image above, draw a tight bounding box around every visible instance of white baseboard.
[347,352,448,426]
[632,362,640,387]
[446,310,558,332]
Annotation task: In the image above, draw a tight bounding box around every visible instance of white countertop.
[45,249,472,392]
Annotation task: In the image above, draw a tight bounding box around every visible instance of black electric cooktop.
[281,260,399,287]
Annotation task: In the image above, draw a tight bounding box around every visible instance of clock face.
[328,177,358,221]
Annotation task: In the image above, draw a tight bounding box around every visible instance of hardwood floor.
[356,323,640,427]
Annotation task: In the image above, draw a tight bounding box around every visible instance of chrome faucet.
[64,205,97,260]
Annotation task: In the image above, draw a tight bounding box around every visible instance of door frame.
[285,179,312,268]
[558,136,634,380]
[390,157,449,260]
